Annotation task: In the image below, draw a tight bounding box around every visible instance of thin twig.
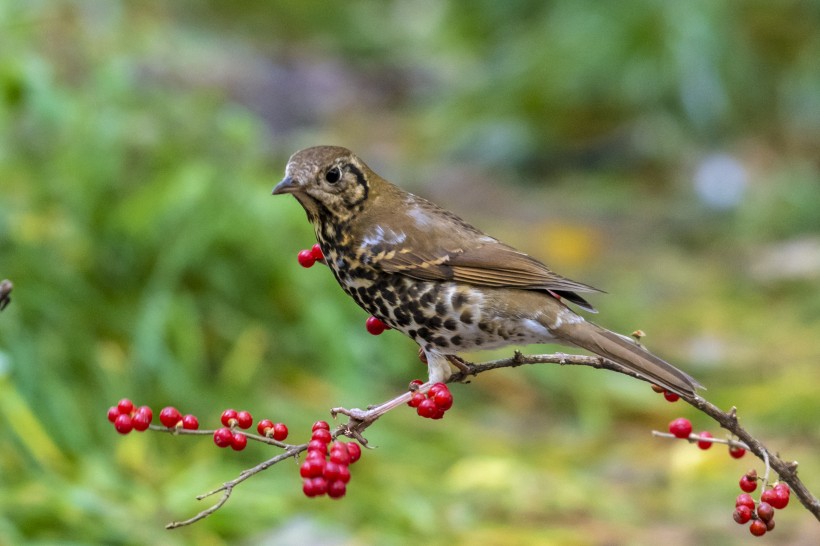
[0,279,12,311]
[650,430,749,450]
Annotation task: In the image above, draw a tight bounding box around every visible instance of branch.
[452,352,820,522]
[0,279,11,311]
[164,351,820,527]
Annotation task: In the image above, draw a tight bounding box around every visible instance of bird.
[272,145,702,397]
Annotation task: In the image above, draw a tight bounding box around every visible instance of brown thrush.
[273,146,702,397]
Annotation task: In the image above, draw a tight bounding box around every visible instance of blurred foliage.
[1,1,819,544]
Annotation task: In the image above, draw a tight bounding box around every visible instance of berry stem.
[149,424,292,449]
[651,430,750,450]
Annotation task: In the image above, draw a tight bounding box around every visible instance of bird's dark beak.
[272,176,298,195]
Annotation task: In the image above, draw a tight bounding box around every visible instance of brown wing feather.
[359,188,601,310]
[449,245,599,293]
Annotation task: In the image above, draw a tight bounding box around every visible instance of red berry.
[135,405,152,420]
[772,484,790,509]
[663,391,680,402]
[305,450,326,464]
[213,427,233,448]
[365,316,388,335]
[330,443,351,465]
[327,479,347,499]
[132,411,152,431]
[433,388,454,411]
[739,475,757,493]
[337,464,351,484]
[766,518,775,531]
[757,502,774,522]
[117,398,134,415]
[409,379,424,388]
[235,410,253,429]
[774,482,790,495]
[107,406,120,423]
[736,493,755,510]
[428,382,448,397]
[407,392,426,408]
[733,505,752,524]
[312,420,330,432]
[668,418,692,439]
[179,414,198,430]
[729,445,746,459]
[114,414,133,434]
[272,422,288,441]
[257,418,274,436]
[159,406,182,428]
[310,244,324,261]
[303,477,328,497]
[762,487,789,510]
[346,442,362,464]
[313,476,328,495]
[417,398,439,418]
[749,520,767,536]
[771,490,789,509]
[231,432,248,451]
[307,439,328,454]
[310,477,328,496]
[300,459,324,478]
[220,409,238,427]
[297,249,316,268]
[323,461,342,481]
[696,431,714,450]
[311,428,332,444]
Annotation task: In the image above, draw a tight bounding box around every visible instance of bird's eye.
[325,167,342,184]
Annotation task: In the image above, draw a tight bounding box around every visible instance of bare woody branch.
[453,352,820,522]
[165,351,820,528]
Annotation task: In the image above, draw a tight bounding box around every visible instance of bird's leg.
[445,354,475,379]
[331,380,438,429]
[332,351,467,428]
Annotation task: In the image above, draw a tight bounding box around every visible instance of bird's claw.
[332,406,366,420]
[446,354,475,382]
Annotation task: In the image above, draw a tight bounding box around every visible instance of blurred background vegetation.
[1,1,819,544]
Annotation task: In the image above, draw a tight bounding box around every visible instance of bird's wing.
[358,196,601,311]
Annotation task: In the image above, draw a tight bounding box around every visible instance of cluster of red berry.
[734,479,790,537]
[213,409,289,451]
[666,416,793,535]
[667,417,746,458]
[107,399,199,434]
[297,244,325,268]
[299,421,362,499]
[407,380,454,419]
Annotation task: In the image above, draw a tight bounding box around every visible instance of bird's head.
[273,146,373,224]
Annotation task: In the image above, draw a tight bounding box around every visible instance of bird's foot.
[330,406,372,422]
[445,354,475,382]
[331,382,432,432]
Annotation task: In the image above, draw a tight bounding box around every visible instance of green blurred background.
[1,1,819,544]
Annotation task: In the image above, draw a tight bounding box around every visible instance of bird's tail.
[554,320,703,397]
